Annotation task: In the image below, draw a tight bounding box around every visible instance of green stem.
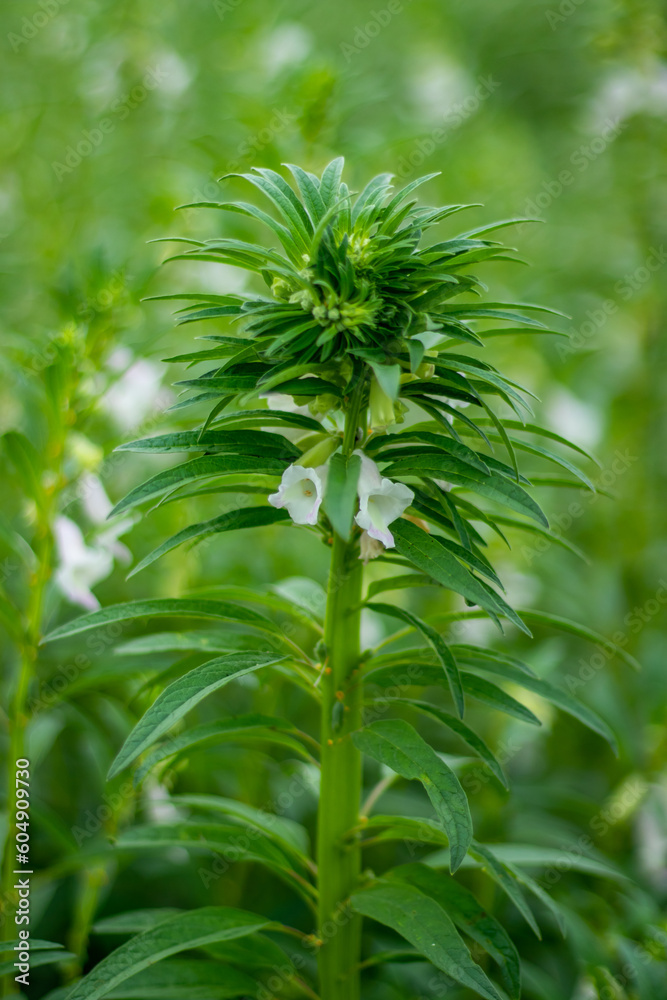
[317,378,365,1000]
[1,523,52,997]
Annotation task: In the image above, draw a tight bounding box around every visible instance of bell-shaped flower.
[353,451,414,548]
[53,516,115,611]
[268,464,325,525]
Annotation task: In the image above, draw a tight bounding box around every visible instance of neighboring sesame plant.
[44,160,634,1000]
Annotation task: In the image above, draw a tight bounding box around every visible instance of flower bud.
[298,435,340,468]
[369,375,395,430]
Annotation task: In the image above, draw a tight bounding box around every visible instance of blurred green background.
[1,0,666,997]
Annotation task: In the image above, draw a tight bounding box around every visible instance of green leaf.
[104,959,258,999]
[455,648,618,753]
[109,455,288,517]
[117,429,299,459]
[493,515,588,562]
[107,651,285,778]
[392,519,529,635]
[0,950,77,977]
[319,156,345,209]
[471,418,601,466]
[207,408,322,433]
[371,433,490,475]
[517,609,641,671]
[352,719,472,871]
[322,452,361,539]
[93,911,182,934]
[365,660,542,725]
[62,907,270,1000]
[128,507,290,577]
[455,471,549,529]
[468,842,542,938]
[366,572,438,599]
[388,864,521,999]
[284,163,326,223]
[490,435,596,491]
[462,673,543,725]
[365,602,464,717]
[172,793,310,859]
[351,881,503,1000]
[134,714,314,783]
[43,598,277,644]
[0,939,65,955]
[358,814,450,847]
[114,631,257,657]
[401,700,508,787]
[116,823,310,899]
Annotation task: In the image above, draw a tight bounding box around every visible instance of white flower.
[354,451,414,548]
[102,350,171,431]
[268,465,325,525]
[53,508,134,611]
[54,517,114,611]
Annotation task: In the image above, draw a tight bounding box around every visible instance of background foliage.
[0,0,666,997]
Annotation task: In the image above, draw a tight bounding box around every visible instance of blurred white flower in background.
[262,23,312,77]
[102,347,171,431]
[409,53,471,124]
[54,475,134,610]
[590,63,667,127]
[54,517,114,610]
[545,386,603,451]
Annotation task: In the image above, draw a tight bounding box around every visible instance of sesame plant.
[43,159,636,1000]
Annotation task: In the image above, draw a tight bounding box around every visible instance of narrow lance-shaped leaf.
[392,519,530,636]
[365,601,464,717]
[351,881,503,1000]
[388,863,521,999]
[134,715,314,783]
[401,699,508,787]
[62,907,270,1000]
[108,455,289,518]
[42,598,275,643]
[517,609,640,671]
[116,824,312,902]
[352,718,472,871]
[101,959,259,1000]
[128,507,290,578]
[323,452,361,540]
[455,648,618,754]
[108,651,285,779]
